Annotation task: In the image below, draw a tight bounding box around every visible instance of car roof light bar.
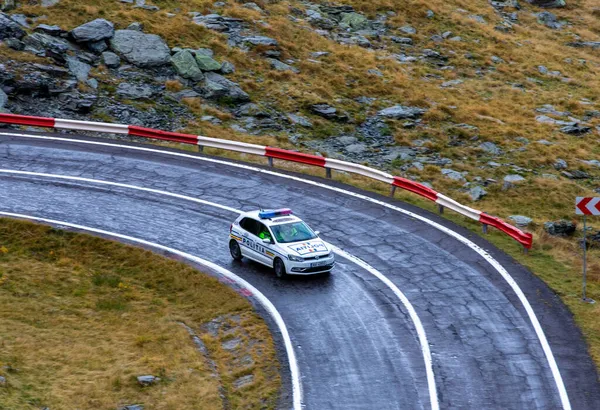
[259,208,293,219]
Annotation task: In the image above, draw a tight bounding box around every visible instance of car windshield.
[271,222,317,244]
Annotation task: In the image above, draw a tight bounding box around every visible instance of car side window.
[256,222,272,241]
[240,218,259,236]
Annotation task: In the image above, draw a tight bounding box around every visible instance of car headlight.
[288,254,304,262]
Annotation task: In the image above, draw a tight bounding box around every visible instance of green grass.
[0,218,280,409]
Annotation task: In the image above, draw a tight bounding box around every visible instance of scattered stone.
[0,12,27,39]
[311,103,337,119]
[267,58,298,73]
[65,56,91,82]
[491,56,505,64]
[441,79,463,88]
[23,32,72,60]
[234,375,254,389]
[195,53,222,71]
[117,83,154,100]
[87,40,108,53]
[199,72,250,103]
[426,10,435,18]
[0,88,8,109]
[220,61,235,74]
[378,105,426,119]
[399,25,416,34]
[583,160,600,168]
[287,113,312,128]
[110,29,170,67]
[479,141,502,155]
[243,2,263,12]
[504,174,526,183]
[41,0,60,7]
[119,406,143,410]
[5,37,24,50]
[470,186,487,201]
[222,338,242,351]
[554,159,568,170]
[171,50,204,81]
[528,0,566,8]
[560,123,591,135]
[137,375,160,387]
[340,12,368,30]
[346,143,367,154]
[34,24,63,36]
[544,220,576,237]
[441,168,466,181]
[566,41,600,50]
[390,36,413,45]
[242,36,278,47]
[127,22,144,31]
[469,15,487,24]
[102,51,120,68]
[509,215,533,227]
[537,11,565,29]
[561,170,590,179]
[367,69,383,77]
[71,18,114,43]
[58,90,97,113]
[0,376,5,386]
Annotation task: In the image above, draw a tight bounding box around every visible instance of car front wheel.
[273,258,287,278]
[229,240,242,261]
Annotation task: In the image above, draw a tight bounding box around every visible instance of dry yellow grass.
[0,218,280,409]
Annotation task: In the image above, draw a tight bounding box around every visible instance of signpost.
[575,197,599,303]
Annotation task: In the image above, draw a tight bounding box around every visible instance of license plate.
[311,260,329,268]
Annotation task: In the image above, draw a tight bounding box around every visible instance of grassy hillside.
[0,218,280,409]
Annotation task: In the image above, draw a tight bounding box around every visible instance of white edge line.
[328,244,439,410]
[0,211,303,410]
[0,132,571,410]
[0,168,439,410]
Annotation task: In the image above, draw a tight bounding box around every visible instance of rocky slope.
[0,0,600,227]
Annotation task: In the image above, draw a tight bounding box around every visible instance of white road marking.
[0,168,439,410]
[0,131,572,410]
[0,211,303,410]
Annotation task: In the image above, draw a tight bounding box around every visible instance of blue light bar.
[259,208,293,219]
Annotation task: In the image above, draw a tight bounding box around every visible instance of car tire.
[229,240,243,261]
[274,258,287,278]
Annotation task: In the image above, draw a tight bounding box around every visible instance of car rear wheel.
[274,258,287,278]
[229,240,242,261]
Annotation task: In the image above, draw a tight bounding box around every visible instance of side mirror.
[314,231,320,236]
[262,238,272,244]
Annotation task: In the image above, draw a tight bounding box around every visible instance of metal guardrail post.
[438,204,444,214]
[390,186,396,197]
[326,168,332,179]
[198,145,204,153]
[482,224,488,234]
[268,157,274,167]
[523,245,528,254]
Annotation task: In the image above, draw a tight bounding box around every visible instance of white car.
[229,209,335,277]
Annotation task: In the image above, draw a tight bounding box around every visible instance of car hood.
[285,239,329,256]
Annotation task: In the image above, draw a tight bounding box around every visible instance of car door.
[238,217,262,262]
[254,221,275,266]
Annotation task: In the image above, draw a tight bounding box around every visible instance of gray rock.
[117,83,154,100]
[243,2,262,12]
[242,36,278,47]
[479,141,502,155]
[0,88,7,109]
[399,25,416,34]
[194,48,214,57]
[137,375,160,386]
[41,0,59,6]
[378,105,426,119]
[504,174,526,183]
[200,72,250,103]
[528,0,566,8]
[87,40,108,53]
[71,18,114,43]
[119,406,143,410]
[544,220,576,237]
[566,41,600,50]
[287,113,312,128]
[222,338,241,351]
[441,79,463,88]
[470,186,487,201]
[267,58,298,73]
[126,22,143,31]
[110,29,170,67]
[58,90,97,113]
[346,143,367,154]
[195,53,222,71]
[441,168,466,181]
[491,55,505,64]
[536,104,569,117]
[560,123,591,135]
[562,170,590,180]
[5,37,23,50]
[367,69,383,77]
[310,103,348,121]
[171,50,204,81]
[34,24,63,36]
[1,0,16,12]
[390,36,413,45]
[220,61,235,74]
[340,12,368,30]
[426,10,435,18]
[0,12,26,39]
[509,215,533,227]
[554,159,568,170]
[583,160,600,168]
[102,51,120,68]
[469,15,487,24]
[233,374,254,389]
[66,56,91,82]
[22,32,71,59]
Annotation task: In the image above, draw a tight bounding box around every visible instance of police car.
[229,209,335,278]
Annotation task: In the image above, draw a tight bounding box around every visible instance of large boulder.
[171,50,204,81]
[528,0,566,7]
[544,220,576,237]
[71,18,114,43]
[0,12,25,40]
[340,12,368,30]
[65,56,91,82]
[22,32,71,60]
[110,30,170,67]
[195,53,221,71]
[199,72,250,103]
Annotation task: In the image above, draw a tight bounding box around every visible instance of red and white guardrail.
[0,113,533,249]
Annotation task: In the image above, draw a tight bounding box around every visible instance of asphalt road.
[0,130,598,410]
